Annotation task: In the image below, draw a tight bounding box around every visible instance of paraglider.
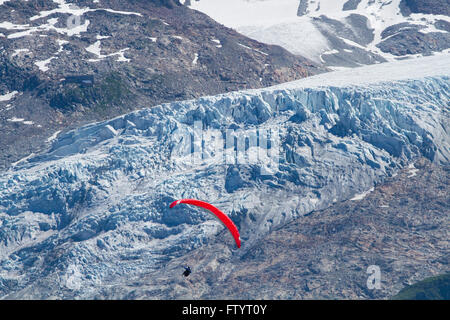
[169,199,241,248]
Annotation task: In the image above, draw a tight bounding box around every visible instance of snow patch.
[322,49,340,55]
[85,41,102,57]
[211,38,222,48]
[350,187,374,201]
[192,53,198,65]
[10,153,35,167]
[56,39,69,54]
[0,91,18,102]
[30,1,141,21]
[0,21,29,30]
[7,117,34,125]
[337,36,366,50]
[3,1,141,39]
[86,41,130,62]
[96,34,110,40]
[12,48,30,57]
[35,57,56,72]
[7,117,24,122]
[4,17,90,38]
[407,163,419,178]
[47,130,62,143]
[237,43,268,56]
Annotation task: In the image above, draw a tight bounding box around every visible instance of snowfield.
[189,0,450,66]
[269,53,450,88]
[0,54,448,298]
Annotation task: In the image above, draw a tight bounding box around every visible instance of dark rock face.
[297,0,309,16]
[343,0,362,11]
[311,8,450,65]
[0,0,325,170]
[144,0,183,8]
[378,29,450,56]
[435,20,450,32]
[400,0,450,16]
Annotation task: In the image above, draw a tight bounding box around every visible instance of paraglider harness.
[183,266,192,277]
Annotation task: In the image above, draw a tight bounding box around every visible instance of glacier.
[0,55,449,298]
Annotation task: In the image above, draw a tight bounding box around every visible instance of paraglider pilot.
[183,266,192,277]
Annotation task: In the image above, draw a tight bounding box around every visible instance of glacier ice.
[0,55,448,298]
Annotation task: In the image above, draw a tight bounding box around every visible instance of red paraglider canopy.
[170,199,241,248]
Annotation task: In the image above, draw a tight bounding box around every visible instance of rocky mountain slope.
[0,55,448,299]
[189,0,450,69]
[0,0,324,170]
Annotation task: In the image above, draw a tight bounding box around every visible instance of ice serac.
[0,55,449,298]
